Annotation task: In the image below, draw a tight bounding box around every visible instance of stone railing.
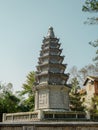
[91,114,98,121]
[2,110,98,122]
[43,111,86,121]
[3,111,38,122]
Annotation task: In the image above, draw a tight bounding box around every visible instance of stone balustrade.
[43,111,86,121]
[3,111,87,122]
[3,111,38,122]
[3,111,98,122]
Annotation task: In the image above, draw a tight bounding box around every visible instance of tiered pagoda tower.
[34,27,70,119]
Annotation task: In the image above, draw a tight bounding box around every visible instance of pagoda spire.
[47,26,55,38]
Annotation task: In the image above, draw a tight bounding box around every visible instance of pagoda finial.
[47,26,55,38]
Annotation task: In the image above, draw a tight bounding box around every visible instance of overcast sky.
[0,0,98,91]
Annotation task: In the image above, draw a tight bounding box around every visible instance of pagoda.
[34,27,70,120]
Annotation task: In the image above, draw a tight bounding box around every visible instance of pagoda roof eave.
[39,55,64,60]
[37,63,67,69]
[40,48,62,53]
[43,37,59,42]
[36,71,69,79]
[64,84,71,89]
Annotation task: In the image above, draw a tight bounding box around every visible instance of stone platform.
[1,121,98,130]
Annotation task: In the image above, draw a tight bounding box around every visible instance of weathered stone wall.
[1,126,98,130]
[49,85,69,110]
[36,126,98,130]
[35,85,69,110]
[0,126,22,130]
[0,122,98,130]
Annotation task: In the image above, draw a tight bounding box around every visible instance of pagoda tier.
[40,48,63,56]
[38,55,64,64]
[42,37,59,43]
[37,63,67,73]
[41,42,61,50]
[36,72,69,85]
[35,27,69,85]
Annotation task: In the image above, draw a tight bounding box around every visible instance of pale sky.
[0,0,98,91]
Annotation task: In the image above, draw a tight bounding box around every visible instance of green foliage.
[90,95,98,113]
[82,0,98,12]
[2,91,20,113]
[19,71,35,111]
[82,1,98,65]
[0,71,35,114]
[69,78,85,112]
[70,77,80,94]
[20,71,35,96]
[82,0,98,24]
[22,95,35,111]
[89,41,98,66]
[70,92,85,111]
[0,83,21,113]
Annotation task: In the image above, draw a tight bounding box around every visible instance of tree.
[82,0,98,66]
[70,77,80,94]
[0,82,22,122]
[69,77,85,111]
[90,95,98,114]
[68,66,78,81]
[89,41,98,66]
[20,71,35,96]
[79,64,98,80]
[69,64,98,88]
[19,71,35,111]
[82,0,98,24]
[83,0,98,12]
[2,91,20,113]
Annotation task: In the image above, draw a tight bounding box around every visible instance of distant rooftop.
[87,76,98,81]
[84,76,98,86]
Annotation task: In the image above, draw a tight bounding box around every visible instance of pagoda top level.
[46,26,55,38]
